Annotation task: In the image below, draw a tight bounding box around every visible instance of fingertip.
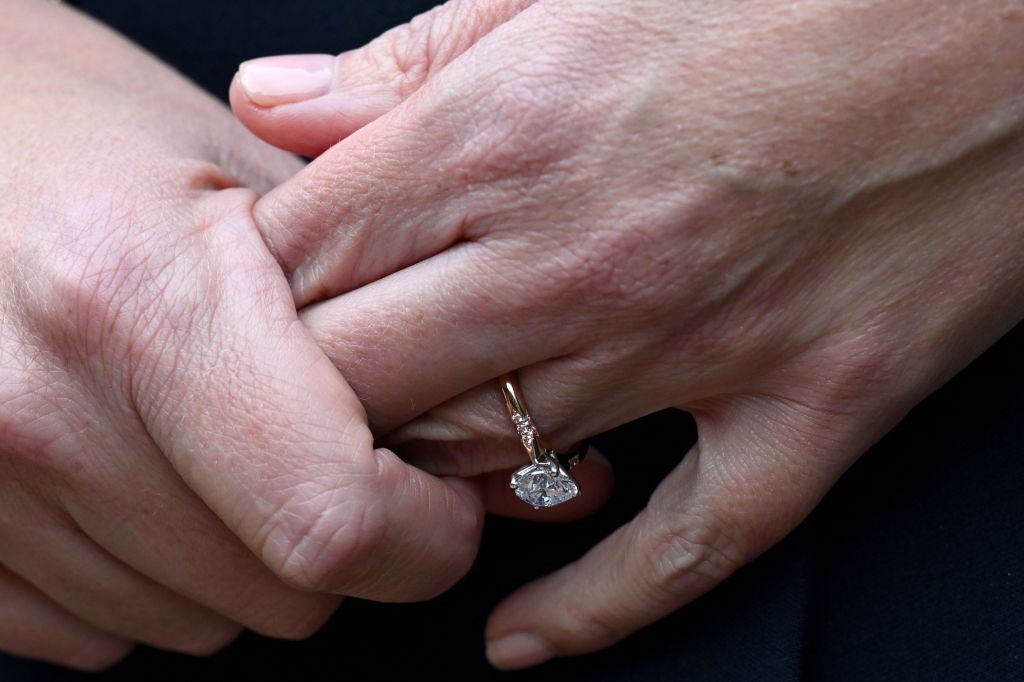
[66,641,135,673]
[484,574,574,669]
[237,54,336,108]
[347,448,486,600]
[229,54,402,157]
[229,71,337,157]
[485,632,556,671]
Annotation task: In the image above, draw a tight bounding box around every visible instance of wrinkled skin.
[230,0,1024,669]
[0,0,508,669]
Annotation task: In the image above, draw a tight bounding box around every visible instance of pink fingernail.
[238,54,335,107]
[485,632,556,670]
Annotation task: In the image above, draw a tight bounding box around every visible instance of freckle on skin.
[999,7,1023,22]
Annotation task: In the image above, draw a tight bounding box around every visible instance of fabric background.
[2,2,1021,679]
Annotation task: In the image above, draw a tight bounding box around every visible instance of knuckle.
[372,0,506,98]
[487,225,652,334]
[766,325,916,431]
[436,40,589,190]
[18,197,170,365]
[452,75,575,184]
[640,508,746,595]
[0,358,91,484]
[559,582,626,646]
[259,478,387,593]
[19,161,246,359]
[571,184,729,314]
[542,230,635,309]
[817,329,914,405]
[358,2,456,99]
[385,8,442,94]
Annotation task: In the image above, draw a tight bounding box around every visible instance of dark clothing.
[4,2,1022,679]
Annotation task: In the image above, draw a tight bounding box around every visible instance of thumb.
[483,395,884,670]
[147,190,485,602]
[229,0,535,156]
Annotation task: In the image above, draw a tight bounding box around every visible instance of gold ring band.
[498,371,585,509]
[498,372,545,463]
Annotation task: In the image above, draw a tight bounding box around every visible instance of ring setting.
[499,373,587,509]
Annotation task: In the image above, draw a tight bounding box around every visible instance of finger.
[297,248,561,434]
[60,435,342,641]
[0,505,241,656]
[230,0,536,156]
[137,190,483,601]
[0,563,132,671]
[483,395,876,669]
[249,2,568,307]
[384,354,679,452]
[304,259,676,439]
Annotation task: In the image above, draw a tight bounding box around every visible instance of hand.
[230,0,1024,669]
[0,0,485,669]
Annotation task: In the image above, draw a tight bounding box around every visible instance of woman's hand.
[231,0,1024,669]
[0,0,488,669]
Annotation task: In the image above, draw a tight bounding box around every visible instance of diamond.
[512,414,538,450]
[510,454,580,509]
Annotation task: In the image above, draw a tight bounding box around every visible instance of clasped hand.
[3,0,1024,673]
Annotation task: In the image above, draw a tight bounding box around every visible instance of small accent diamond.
[512,413,538,450]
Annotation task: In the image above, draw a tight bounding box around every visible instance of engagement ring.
[498,372,588,509]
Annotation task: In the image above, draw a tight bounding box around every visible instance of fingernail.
[238,54,335,107]
[486,632,556,670]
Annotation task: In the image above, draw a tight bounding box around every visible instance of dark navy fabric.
[3,2,1021,679]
